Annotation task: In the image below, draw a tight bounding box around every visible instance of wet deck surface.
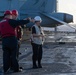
[0,42,76,75]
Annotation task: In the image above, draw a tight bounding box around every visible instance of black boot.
[32,60,38,69]
[38,60,42,68]
[33,65,38,69]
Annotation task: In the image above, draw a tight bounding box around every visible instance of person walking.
[31,16,45,69]
[0,10,32,73]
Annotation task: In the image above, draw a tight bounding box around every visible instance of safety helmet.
[4,10,12,15]
[12,10,18,16]
[34,16,42,22]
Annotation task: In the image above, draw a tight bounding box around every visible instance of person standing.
[16,26,23,56]
[12,10,23,58]
[31,16,45,69]
[0,10,32,73]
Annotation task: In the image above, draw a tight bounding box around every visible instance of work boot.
[14,68,23,72]
[32,65,38,69]
[38,64,42,68]
[19,67,23,69]
[4,69,9,74]
[32,60,38,69]
[38,60,42,68]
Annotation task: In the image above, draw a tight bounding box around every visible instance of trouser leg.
[17,39,21,58]
[38,45,43,68]
[17,43,20,59]
[3,47,10,72]
[32,43,38,67]
[38,45,42,60]
[11,46,19,71]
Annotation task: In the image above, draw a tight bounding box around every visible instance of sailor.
[31,16,45,69]
[0,10,33,73]
[12,10,23,58]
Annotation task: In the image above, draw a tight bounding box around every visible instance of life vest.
[15,26,23,39]
[31,25,44,45]
[0,18,16,38]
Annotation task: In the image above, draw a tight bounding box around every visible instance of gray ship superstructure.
[0,0,73,27]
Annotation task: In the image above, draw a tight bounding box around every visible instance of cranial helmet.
[34,16,42,22]
[12,10,18,16]
[4,10,12,15]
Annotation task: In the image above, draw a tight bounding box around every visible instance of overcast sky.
[58,0,76,23]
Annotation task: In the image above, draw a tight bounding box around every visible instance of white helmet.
[34,16,42,22]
